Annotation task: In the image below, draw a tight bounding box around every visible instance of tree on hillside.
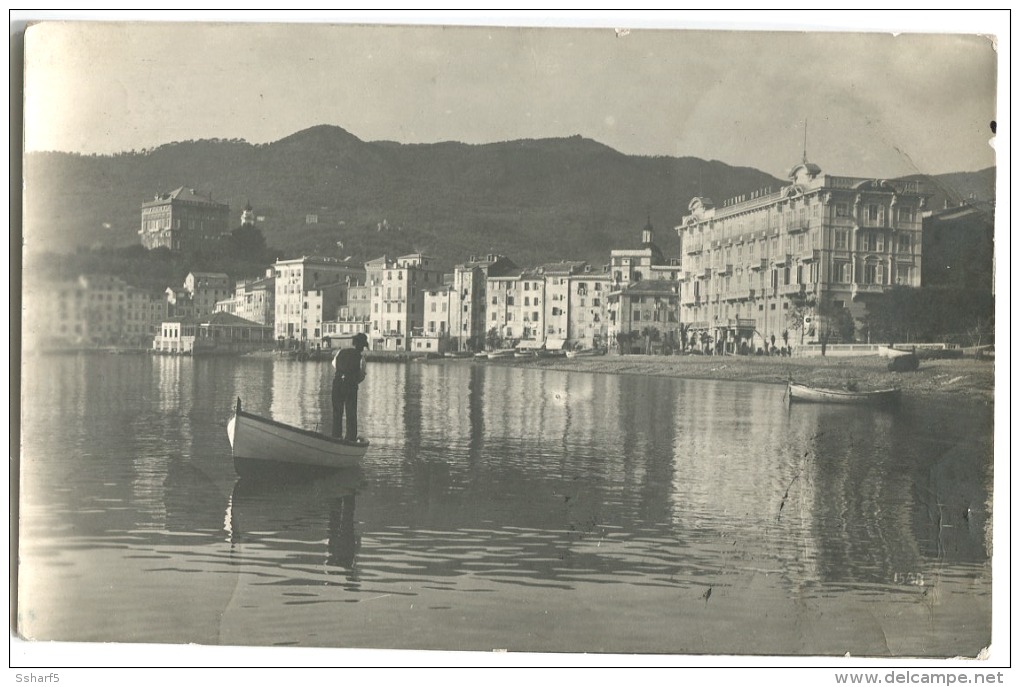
[227,224,268,263]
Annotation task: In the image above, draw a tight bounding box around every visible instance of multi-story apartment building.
[213,269,276,326]
[166,272,231,320]
[566,269,612,350]
[676,161,926,349]
[607,280,681,354]
[139,187,230,251]
[323,283,372,345]
[537,261,588,346]
[365,253,444,351]
[184,272,231,318]
[24,274,164,348]
[486,269,546,347]
[411,284,454,353]
[274,256,366,342]
[300,282,350,343]
[449,254,519,352]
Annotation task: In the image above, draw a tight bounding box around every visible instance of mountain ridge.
[23,125,995,270]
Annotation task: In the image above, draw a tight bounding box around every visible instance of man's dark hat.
[353,333,369,347]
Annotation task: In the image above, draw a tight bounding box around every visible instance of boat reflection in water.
[224,469,363,578]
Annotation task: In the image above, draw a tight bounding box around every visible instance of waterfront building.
[536,261,589,349]
[323,282,371,346]
[273,256,366,343]
[449,254,519,352]
[213,269,275,326]
[365,253,444,351]
[411,284,454,353]
[139,187,230,252]
[486,268,546,348]
[607,280,681,354]
[152,312,274,354]
[676,161,926,350]
[565,269,612,350]
[24,274,164,349]
[606,220,682,353]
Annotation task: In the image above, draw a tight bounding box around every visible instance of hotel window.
[895,266,911,285]
[834,262,851,283]
[898,206,914,223]
[898,234,911,252]
[834,229,849,250]
[524,297,530,306]
[864,263,884,285]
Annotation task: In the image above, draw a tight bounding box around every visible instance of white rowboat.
[786,383,900,405]
[227,398,369,478]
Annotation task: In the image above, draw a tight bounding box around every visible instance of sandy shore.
[486,353,996,404]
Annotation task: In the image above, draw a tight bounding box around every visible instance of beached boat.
[227,398,369,477]
[565,348,601,359]
[786,382,900,405]
[487,349,515,360]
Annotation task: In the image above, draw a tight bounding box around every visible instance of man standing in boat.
[331,333,368,443]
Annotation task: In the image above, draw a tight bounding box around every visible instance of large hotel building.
[676,161,926,350]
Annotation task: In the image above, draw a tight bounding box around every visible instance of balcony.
[717,264,732,276]
[786,221,812,234]
[779,283,806,296]
[749,258,768,271]
[773,254,792,267]
[728,318,756,330]
[852,283,886,298]
[798,248,821,263]
[723,290,743,302]
[685,240,704,255]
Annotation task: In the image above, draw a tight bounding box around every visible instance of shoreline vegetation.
[474,354,996,404]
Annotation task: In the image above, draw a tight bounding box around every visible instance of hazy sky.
[22,13,1000,179]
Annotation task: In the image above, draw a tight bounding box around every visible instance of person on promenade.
[331,333,368,442]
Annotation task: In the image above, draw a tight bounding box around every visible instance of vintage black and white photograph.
[14,12,1004,672]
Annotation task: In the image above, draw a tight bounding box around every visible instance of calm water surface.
[18,354,993,655]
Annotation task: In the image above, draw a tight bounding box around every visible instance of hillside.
[22,125,995,270]
[23,126,784,268]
